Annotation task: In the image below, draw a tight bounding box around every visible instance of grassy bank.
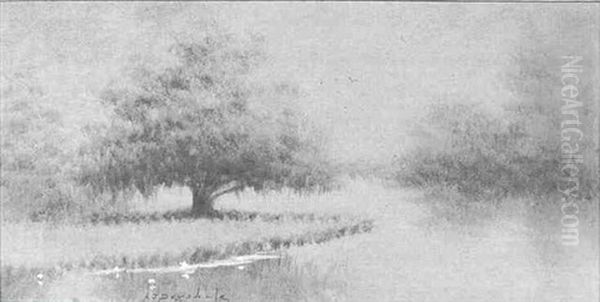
[1,181,378,301]
[1,216,372,270]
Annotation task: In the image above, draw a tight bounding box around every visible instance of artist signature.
[143,287,229,302]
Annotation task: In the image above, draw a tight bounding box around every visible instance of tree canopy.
[78,32,333,215]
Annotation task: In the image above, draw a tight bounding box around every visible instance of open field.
[1,180,378,301]
[1,179,381,270]
[1,216,369,270]
[2,180,598,301]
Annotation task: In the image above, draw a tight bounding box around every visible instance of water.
[38,254,285,302]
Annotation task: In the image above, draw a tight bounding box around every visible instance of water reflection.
[44,254,283,302]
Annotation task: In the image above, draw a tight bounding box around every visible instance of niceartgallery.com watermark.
[559,56,583,247]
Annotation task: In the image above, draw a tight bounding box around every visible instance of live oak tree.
[79,33,332,216]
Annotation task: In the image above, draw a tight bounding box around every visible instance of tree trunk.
[191,187,214,216]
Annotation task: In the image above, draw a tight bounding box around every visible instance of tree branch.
[210,184,243,199]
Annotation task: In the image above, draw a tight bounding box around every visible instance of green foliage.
[78,32,333,210]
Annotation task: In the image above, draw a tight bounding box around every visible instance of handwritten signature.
[143,287,229,302]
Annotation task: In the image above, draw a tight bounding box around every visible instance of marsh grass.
[1,181,378,301]
[0,216,372,269]
[3,255,347,302]
[1,220,371,301]
[3,179,598,302]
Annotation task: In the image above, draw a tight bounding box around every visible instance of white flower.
[36,273,44,286]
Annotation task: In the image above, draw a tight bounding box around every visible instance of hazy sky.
[1,3,598,163]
